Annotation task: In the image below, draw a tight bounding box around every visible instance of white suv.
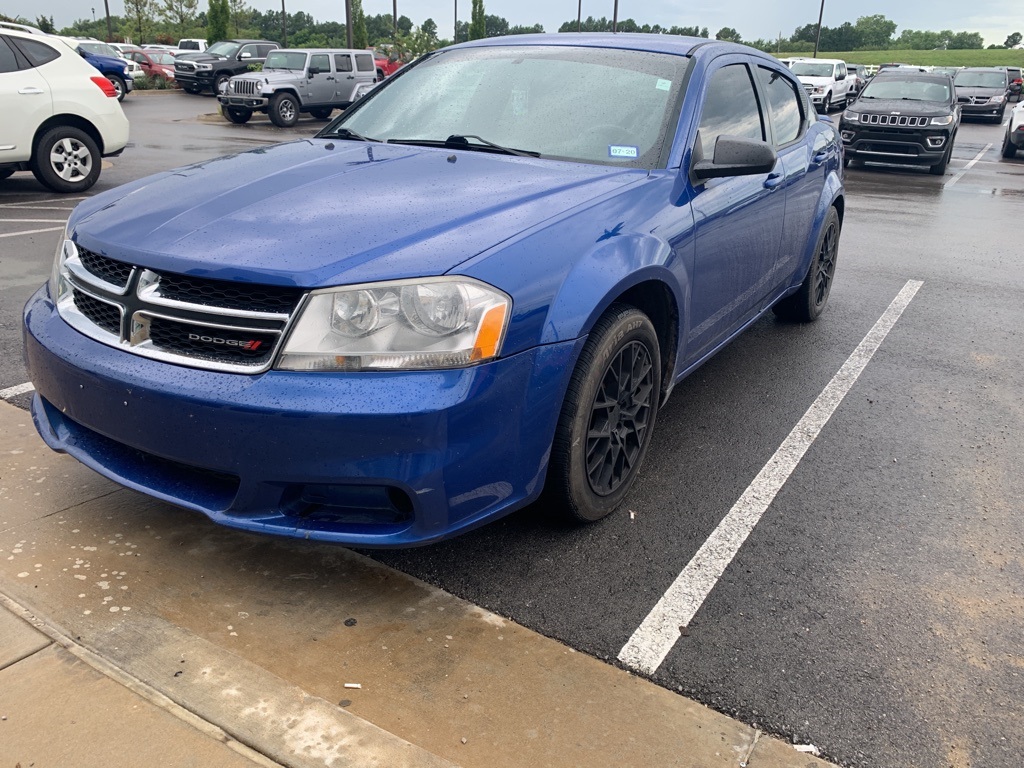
[0,26,129,192]
[790,58,854,113]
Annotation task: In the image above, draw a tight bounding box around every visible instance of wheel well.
[610,280,678,403]
[832,195,845,224]
[34,116,104,156]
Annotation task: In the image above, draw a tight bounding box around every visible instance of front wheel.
[309,106,333,120]
[214,74,231,94]
[182,84,202,94]
[773,206,841,323]
[222,106,252,124]
[1003,132,1019,158]
[30,126,101,193]
[107,74,127,102]
[268,92,299,127]
[546,304,662,523]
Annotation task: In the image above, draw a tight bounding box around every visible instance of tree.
[790,23,818,43]
[207,0,229,46]
[1005,32,1022,48]
[123,0,153,43]
[948,31,984,49]
[158,0,198,38]
[227,0,251,36]
[508,24,543,35]
[470,0,486,40]
[484,14,508,37]
[854,14,895,49]
[35,15,55,33]
[351,0,368,48]
[715,27,741,43]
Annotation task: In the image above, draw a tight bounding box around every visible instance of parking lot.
[2,90,1023,767]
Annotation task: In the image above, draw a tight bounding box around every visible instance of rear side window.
[11,37,60,67]
[355,53,374,72]
[697,63,765,156]
[0,36,22,73]
[335,54,353,72]
[757,67,803,145]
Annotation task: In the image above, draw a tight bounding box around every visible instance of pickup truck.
[175,39,279,94]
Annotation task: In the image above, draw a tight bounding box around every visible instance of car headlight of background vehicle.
[930,115,954,126]
[842,109,861,122]
[276,277,511,371]
[989,94,1006,103]
[195,62,212,71]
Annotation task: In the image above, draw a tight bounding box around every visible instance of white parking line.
[618,280,924,675]
[0,382,35,400]
[945,144,993,188]
[0,226,64,239]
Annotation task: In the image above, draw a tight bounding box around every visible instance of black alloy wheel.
[773,206,841,322]
[547,304,662,523]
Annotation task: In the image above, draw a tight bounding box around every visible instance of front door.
[306,53,334,104]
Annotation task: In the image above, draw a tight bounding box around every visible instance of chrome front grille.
[56,245,305,374]
[860,114,928,127]
[230,79,259,96]
[175,61,196,73]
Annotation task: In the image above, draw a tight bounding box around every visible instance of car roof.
[271,48,372,55]
[448,32,710,57]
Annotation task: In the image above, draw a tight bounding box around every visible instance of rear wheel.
[183,84,202,94]
[546,304,661,523]
[773,206,841,323]
[30,126,101,194]
[222,106,252,124]
[309,106,333,120]
[268,92,299,127]
[1003,131,1019,158]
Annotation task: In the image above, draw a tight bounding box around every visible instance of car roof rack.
[0,21,47,35]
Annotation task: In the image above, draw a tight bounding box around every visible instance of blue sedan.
[24,34,844,546]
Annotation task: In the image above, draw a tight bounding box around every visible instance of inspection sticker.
[656,78,672,91]
[609,145,639,159]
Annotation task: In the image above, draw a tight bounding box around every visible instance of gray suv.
[219,48,377,127]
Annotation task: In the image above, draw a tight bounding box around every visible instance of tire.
[107,74,127,102]
[546,304,662,523]
[1003,132,1018,158]
[773,206,841,323]
[376,68,385,81]
[821,91,832,113]
[183,84,202,94]
[929,144,951,175]
[268,92,299,127]
[309,107,333,120]
[214,73,231,94]
[30,126,101,194]
[222,106,252,124]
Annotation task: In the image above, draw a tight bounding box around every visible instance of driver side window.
[696,63,765,159]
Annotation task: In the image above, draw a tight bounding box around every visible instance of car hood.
[796,75,835,87]
[70,140,647,288]
[851,97,953,117]
[86,53,126,69]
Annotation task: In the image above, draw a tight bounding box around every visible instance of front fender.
[789,169,844,290]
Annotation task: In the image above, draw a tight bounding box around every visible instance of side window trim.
[693,59,767,162]
[754,64,808,149]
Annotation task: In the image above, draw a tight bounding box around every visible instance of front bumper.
[174,71,214,89]
[218,94,270,109]
[840,123,952,165]
[24,286,583,547]
[959,102,1005,117]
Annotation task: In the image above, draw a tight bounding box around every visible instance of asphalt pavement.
[2,90,1022,767]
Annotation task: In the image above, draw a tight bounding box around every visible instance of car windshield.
[206,41,241,58]
[791,62,835,77]
[954,71,1006,88]
[861,78,950,101]
[264,51,308,70]
[151,53,175,65]
[78,42,119,57]
[322,45,690,169]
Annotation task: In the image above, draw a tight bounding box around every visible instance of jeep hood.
[69,140,647,288]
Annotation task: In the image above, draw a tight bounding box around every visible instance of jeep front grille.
[231,79,259,96]
[860,114,929,127]
[55,245,306,374]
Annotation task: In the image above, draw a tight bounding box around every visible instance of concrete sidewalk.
[0,400,834,767]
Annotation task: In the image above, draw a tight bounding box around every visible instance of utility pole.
[345,0,353,48]
[103,0,112,41]
[577,0,581,32]
[281,0,287,47]
[393,0,397,39]
[454,0,457,44]
[612,0,618,33]
[813,0,825,58]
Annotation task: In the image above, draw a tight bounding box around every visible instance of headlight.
[195,62,212,71]
[276,277,511,371]
[122,66,129,76]
[49,225,72,302]
[813,86,826,94]
[930,115,954,125]
[989,94,1006,103]
[842,110,860,122]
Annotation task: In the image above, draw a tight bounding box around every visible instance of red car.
[372,49,403,80]
[123,48,177,84]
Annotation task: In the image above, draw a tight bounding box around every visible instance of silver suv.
[219,48,377,127]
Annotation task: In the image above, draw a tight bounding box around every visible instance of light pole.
[577,0,581,33]
[454,0,457,44]
[612,0,618,33]
[393,0,397,39]
[813,0,825,58]
[281,0,287,47]
[345,0,353,48]
[103,0,112,41]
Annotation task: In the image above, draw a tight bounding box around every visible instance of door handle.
[812,151,828,164]
[346,75,355,80]
[19,86,45,95]
[763,172,784,189]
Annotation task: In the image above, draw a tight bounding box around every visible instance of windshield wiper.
[386,135,539,157]
[326,126,380,143]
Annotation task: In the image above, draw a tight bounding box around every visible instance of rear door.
[0,35,53,164]
[333,53,356,101]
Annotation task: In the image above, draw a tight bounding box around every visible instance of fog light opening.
[282,483,414,526]
[926,136,946,149]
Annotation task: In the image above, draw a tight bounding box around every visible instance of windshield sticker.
[511,89,528,117]
[609,145,639,159]
[656,78,672,91]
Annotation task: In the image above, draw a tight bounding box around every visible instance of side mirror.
[692,135,778,182]
[239,51,251,60]
[836,73,846,81]
[307,67,320,77]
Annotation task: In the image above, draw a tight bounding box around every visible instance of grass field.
[807,49,1024,67]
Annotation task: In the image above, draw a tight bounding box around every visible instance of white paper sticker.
[656,78,672,91]
[609,145,639,159]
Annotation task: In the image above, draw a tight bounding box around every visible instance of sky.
[10,0,1022,48]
